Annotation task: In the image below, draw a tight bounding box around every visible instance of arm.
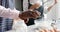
[47,0,57,11]
[0,5,40,22]
[29,3,40,10]
[28,0,41,11]
[0,5,20,19]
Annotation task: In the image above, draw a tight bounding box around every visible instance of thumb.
[24,19,29,23]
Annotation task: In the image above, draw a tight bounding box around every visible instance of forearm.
[47,0,57,11]
[47,4,55,11]
[0,5,20,19]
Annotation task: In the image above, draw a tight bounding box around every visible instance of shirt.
[0,0,14,31]
[6,19,27,32]
[0,5,20,19]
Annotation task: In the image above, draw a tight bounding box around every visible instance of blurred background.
[0,0,60,32]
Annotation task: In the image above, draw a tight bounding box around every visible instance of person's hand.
[19,10,41,23]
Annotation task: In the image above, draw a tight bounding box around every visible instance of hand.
[19,10,41,23]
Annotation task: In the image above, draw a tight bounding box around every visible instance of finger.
[39,29,49,32]
[35,11,41,16]
[24,19,29,23]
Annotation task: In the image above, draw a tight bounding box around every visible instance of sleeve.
[44,5,48,14]
[30,0,42,5]
[0,5,20,19]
